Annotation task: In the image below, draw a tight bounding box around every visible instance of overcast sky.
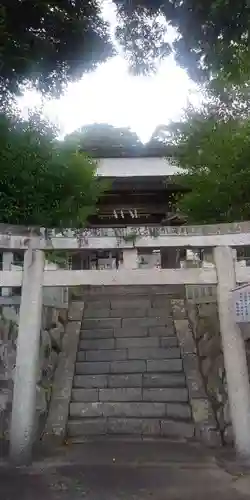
[19,1,199,143]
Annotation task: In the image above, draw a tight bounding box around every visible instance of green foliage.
[2,0,250,97]
[0,0,113,96]
[66,123,143,154]
[44,251,70,268]
[0,113,102,227]
[168,101,250,223]
[116,0,250,83]
[115,8,171,75]
[65,123,171,157]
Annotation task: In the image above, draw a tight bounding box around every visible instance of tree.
[115,8,171,75]
[66,123,175,157]
[0,113,102,227]
[0,0,113,97]
[116,1,250,83]
[167,100,250,223]
[65,123,144,157]
[147,124,175,149]
[2,0,250,99]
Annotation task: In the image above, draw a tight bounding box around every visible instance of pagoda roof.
[96,156,183,178]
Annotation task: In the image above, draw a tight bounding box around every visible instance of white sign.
[232,283,250,323]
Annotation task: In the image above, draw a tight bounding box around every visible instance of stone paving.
[1,441,250,500]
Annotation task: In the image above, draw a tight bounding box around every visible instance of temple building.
[73,154,188,270]
[88,155,187,227]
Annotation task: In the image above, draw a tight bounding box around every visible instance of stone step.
[121,317,173,328]
[148,327,176,337]
[107,374,142,388]
[79,338,115,350]
[80,327,176,339]
[75,361,111,375]
[111,342,181,359]
[115,337,160,348]
[110,297,151,309]
[84,309,110,318]
[80,329,114,339]
[147,308,172,318]
[69,401,167,418]
[82,316,174,330]
[82,318,122,329]
[142,388,188,402]
[73,373,186,389]
[73,374,144,388]
[72,387,142,402]
[68,418,107,436]
[71,388,189,404]
[127,347,181,360]
[83,334,178,350]
[67,418,194,438]
[69,401,191,419]
[113,327,148,338]
[147,360,183,372]
[85,299,111,310]
[152,295,175,308]
[71,388,99,402]
[165,403,192,419]
[83,307,174,319]
[143,373,186,388]
[160,337,179,347]
[67,292,195,442]
[84,306,161,319]
[74,375,109,388]
[109,308,149,318]
[75,359,183,375]
[77,349,127,362]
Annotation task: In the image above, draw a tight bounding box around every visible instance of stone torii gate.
[1,223,250,464]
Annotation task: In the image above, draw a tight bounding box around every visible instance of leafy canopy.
[0,113,102,227]
[66,123,143,152]
[65,122,172,157]
[1,0,250,98]
[116,0,250,82]
[167,94,250,223]
[0,0,113,96]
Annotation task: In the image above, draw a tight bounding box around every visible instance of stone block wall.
[171,299,220,446]
[0,304,67,444]
[186,300,232,445]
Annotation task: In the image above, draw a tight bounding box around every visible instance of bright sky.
[19,1,199,143]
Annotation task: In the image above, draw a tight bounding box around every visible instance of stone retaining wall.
[186,300,232,445]
[0,304,67,444]
[171,299,221,446]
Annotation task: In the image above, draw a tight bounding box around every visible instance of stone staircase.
[67,289,195,440]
